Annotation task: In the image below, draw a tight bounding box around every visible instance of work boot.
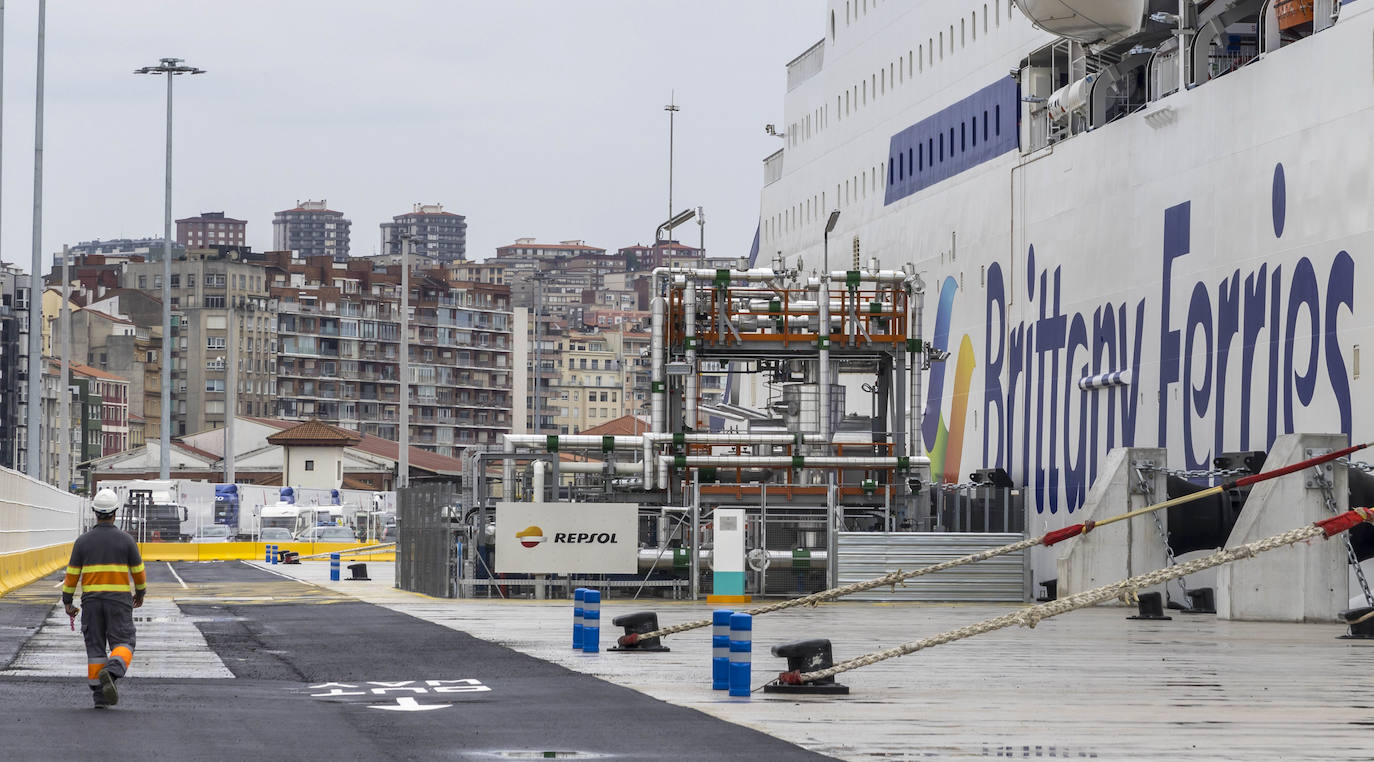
[91,688,108,709]
[97,667,118,706]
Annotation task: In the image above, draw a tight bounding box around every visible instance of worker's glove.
[133,595,144,609]
[64,602,79,618]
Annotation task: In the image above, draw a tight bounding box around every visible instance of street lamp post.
[665,95,679,228]
[134,57,204,479]
[24,0,45,479]
[397,234,413,489]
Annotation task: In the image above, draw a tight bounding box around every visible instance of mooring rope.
[618,443,1370,647]
[779,507,1374,684]
[292,542,396,561]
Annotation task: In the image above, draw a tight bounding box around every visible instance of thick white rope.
[292,542,396,561]
[795,523,1327,683]
[633,535,1044,641]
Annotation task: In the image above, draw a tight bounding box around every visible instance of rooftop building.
[380,203,468,262]
[273,200,351,260]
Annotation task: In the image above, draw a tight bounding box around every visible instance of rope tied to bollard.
[776,507,1374,685]
[617,444,1370,648]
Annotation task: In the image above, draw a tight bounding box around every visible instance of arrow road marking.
[368,697,452,712]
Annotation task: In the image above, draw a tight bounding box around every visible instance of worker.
[61,488,147,709]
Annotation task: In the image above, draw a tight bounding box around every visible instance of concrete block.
[1057,448,1169,601]
[1217,433,1349,622]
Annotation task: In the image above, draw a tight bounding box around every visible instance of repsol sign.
[552,532,618,543]
[496,502,638,574]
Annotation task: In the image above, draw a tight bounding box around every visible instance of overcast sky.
[0,0,824,271]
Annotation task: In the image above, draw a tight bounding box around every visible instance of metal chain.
[1312,461,1374,606]
[1135,466,1189,604]
[1337,458,1374,474]
[1139,465,1250,481]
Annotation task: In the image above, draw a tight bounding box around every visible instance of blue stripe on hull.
[884,77,1020,205]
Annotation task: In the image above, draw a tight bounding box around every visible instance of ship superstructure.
[759,1,1374,579]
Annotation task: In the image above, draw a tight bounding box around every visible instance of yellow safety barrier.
[135,541,395,563]
[0,543,74,597]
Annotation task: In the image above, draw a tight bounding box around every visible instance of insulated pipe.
[651,296,667,434]
[643,438,655,491]
[531,460,545,502]
[818,276,833,443]
[558,462,643,475]
[804,270,911,286]
[663,455,927,470]
[910,274,926,459]
[685,281,699,431]
[743,298,899,314]
[503,440,516,500]
[504,435,647,450]
[635,548,826,571]
[668,267,789,283]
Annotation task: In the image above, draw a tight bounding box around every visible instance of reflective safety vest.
[61,524,147,604]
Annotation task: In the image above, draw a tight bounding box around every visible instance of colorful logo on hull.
[515,526,546,549]
[921,276,976,484]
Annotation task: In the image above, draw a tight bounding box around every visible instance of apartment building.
[0,264,33,472]
[177,211,248,249]
[266,252,517,456]
[122,249,276,437]
[380,203,468,262]
[273,200,351,260]
[552,329,626,435]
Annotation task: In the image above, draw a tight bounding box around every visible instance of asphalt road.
[1,561,826,761]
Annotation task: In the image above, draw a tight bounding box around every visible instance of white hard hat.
[92,488,122,516]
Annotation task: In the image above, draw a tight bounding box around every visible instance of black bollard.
[279,550,300,565]
[1037,579,1058,602]
[346,562,370,581]
[763,639,850,695]
[1183,588,1217,614]
[1126,591,1172,621]
[1338,607,1374,639]
[609,611,671,652]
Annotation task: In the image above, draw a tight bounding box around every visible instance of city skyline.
[0,1,821,271]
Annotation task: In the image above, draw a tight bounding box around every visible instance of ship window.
[984,110,990,141]
[972,12,977,41]
[949,127,955,153]
[939,133,944,161]
[995,105,1001,135]
[984,5,989,34]
[907,148,913,174]
[972,116,978,147]
[918,144,923,171]
[908,51,913,77]
[830,10,836,40]
[928,137,933,162]
[961,122,966,152]
[918,45,924,72]
[889,161,895,185]
[962,19,966,47]
[939,32,943,60]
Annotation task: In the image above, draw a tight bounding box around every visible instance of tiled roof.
[579,415,650,437]
[244,417,465,475]
[266,420,365,446]
[81,308,135,325]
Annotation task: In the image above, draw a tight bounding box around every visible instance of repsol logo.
[552,533,619,544]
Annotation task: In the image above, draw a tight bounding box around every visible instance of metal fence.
[396,480,461,598]
[836,532,1030,602]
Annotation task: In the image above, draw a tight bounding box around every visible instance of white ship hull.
[759,1,1374,585]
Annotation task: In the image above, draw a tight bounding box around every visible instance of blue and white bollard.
[581,589,601,653]
[330,553,341,582]
[268,544,278,565]
[729,612,752,697]
[712,609,734,690]
[573,588,588,650]
[264,544,273,563]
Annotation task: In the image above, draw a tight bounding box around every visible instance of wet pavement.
[0,561,823,761]
[4,559,1373,760]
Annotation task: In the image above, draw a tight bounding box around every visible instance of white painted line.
[166,562,189,589]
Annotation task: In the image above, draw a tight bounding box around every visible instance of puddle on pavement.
[484,753,609,760]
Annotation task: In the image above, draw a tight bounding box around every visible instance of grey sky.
[0,0,823,271]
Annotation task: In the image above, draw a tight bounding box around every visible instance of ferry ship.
[757,1,1373,580]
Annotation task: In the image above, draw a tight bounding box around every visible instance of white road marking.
[368,697,451,712]
[166,562,189,589]
[0,600,234,679]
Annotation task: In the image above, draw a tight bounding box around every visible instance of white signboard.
[495,502,638,574]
